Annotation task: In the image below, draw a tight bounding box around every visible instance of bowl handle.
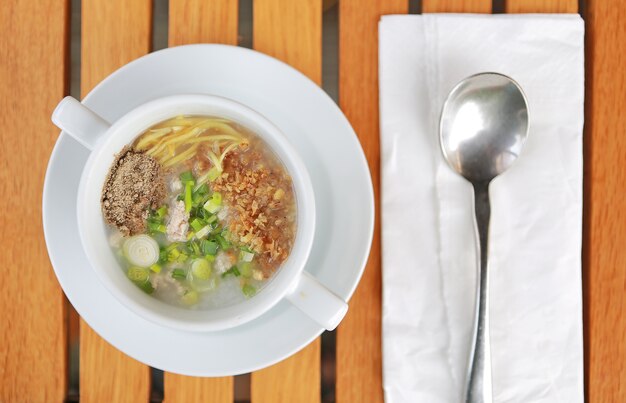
[51,96,111,151]
[285,271,348,331]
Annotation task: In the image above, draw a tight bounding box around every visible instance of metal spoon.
[439,73,529,403]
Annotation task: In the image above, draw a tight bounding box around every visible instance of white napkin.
[380,14,584,403]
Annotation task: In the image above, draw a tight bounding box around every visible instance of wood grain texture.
[251,1,322,401]
[336,1,408,402]
[163,374,233,403]
[169,0,238,46]
[163,2,238,401]
[422,0,491,13]
[80,1,152,402]
[253,0,322,85]
[0,0,68,401]
[506,0,578,13]
[585,1,626,401]
[251,342,321,403]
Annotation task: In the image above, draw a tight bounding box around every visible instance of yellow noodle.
[162,145,199,167]
[150,116,201,129]
[135,127,172,150]
[146,120,242,156]
[147,127,206,156]
[196,120,242,137]
[171,134,242,146]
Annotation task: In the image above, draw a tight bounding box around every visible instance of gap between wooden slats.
[0,0,68,401]
[250,0,322,401]
[79,1,153,402]
[335,1,408,403]
[163,1,238,401]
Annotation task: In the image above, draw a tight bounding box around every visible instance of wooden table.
[1,0,623,401]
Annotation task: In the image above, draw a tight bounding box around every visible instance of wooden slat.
[0,0,68,401]
[80,1,152,402]
[251,342,321,403]
[163,2,238,401]
[169,0,238,46]
[336,1,408,402]
[506,0,578,13]
[251,1,321,402]
[253,0,322,84]
[423,0,491,13]
[585,1,626,401]
[163,374,233,403]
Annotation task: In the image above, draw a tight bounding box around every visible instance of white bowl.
[52,94,348,332]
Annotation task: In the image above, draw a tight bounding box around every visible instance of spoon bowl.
[440,73,529,183]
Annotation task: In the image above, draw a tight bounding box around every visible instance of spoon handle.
[466,182,493,403]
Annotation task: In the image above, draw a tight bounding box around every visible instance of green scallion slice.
[171,268,186,280]
[242,284,256,298]
[179,171,194,185]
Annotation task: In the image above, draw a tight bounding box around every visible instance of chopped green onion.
[181,289,199,305]
[179,171,194,185]
[155,205,168,219]
[192,192,206,206]
[123,235,160,267]
[206,214,218,224]
[205,254,216,262]
[191,258,212,280]
[186,231,195,241]
[195,206,208,219]
[127,267,150,283]
[190,241,201,257]
[166,242,180,252]
[239,250,254,263]
[148,221,166,234]
[239,245,254,253]
[207,166,221,182]
[159,249,168,263]
[203,200,221,214]
[172,268,186,280]
[194,170,213,189]
[238,261,252,277]
[222,266,240,278]
[214,234,230,250]
[167,248,180,261]
[195,225,212,239]
[242,284,256,298]
[190,218,206,232]
[149,264,162,273]
[203,192,222,214]
[184,182,193,213]
[137,280,154,294]
[126,266,154,294]
[200,240,218,256]
[195,183,209,196]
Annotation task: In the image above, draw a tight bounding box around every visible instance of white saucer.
[43,45,374,376]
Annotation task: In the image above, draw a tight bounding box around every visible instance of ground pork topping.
[101,146,166,236]
[166,200,189,242]
[212,151,296,275]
